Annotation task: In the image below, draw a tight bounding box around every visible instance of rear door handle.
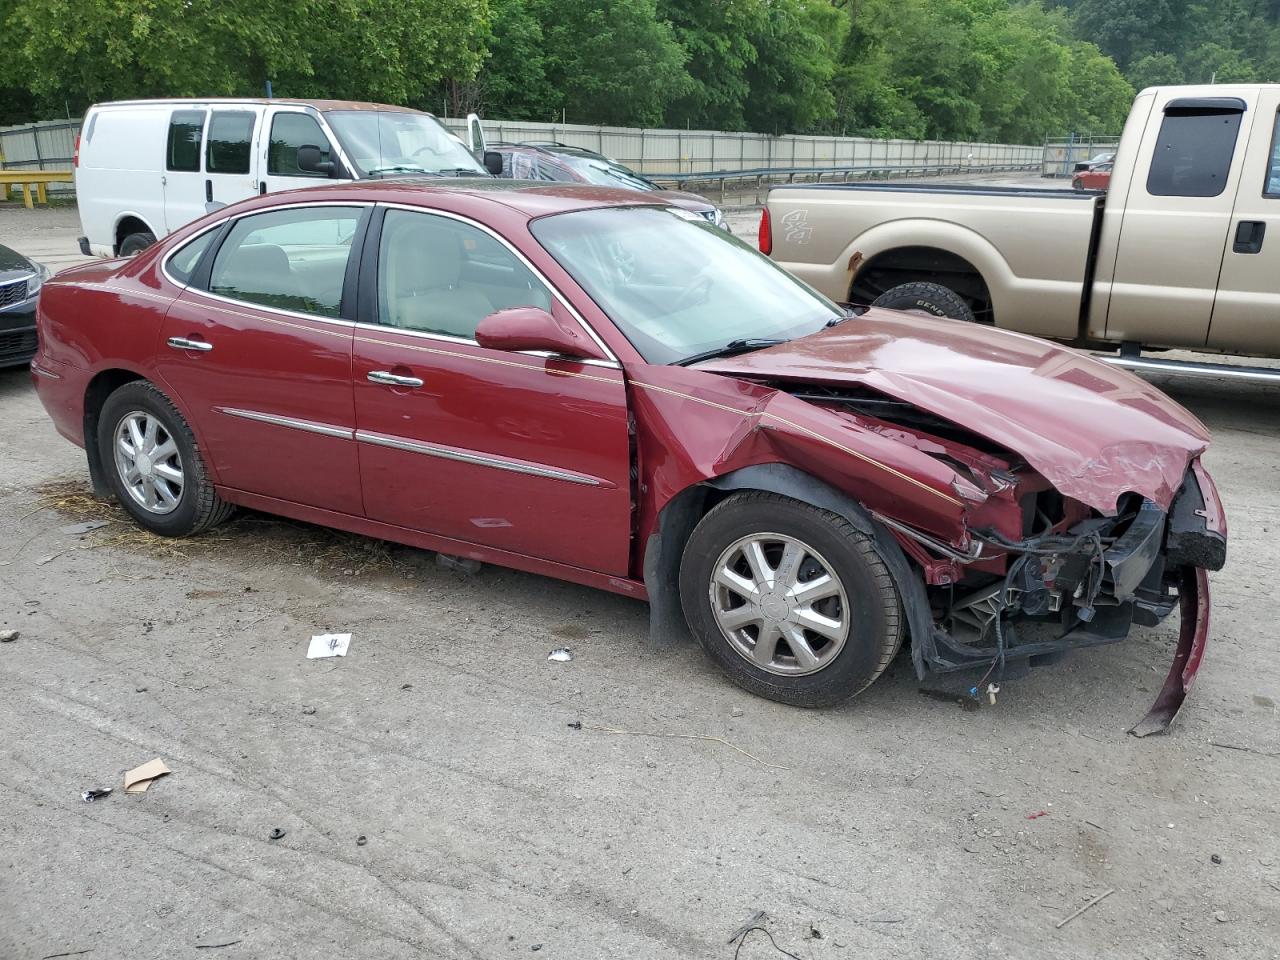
[167,336,213,352]
[1234,220,1266,254]
[367,370,423,388]
[205,179,213,203]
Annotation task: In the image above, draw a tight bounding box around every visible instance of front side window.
[532,206,839,365]
[166,110,206,172]
[208,206,361,317]
[206,111,255,175]
[1147,107,1243,198]
[268,113,332,178]
[377,209,551,339]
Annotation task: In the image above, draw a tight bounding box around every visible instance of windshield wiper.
[431,167,490,177]
[675,338,788,366]
[824,304,858,327]
[366,164,431,177]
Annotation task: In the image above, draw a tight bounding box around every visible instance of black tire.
[118,231,157,257]
[97,380,234,537]
[679,492,903,708]
[871,281,976,322]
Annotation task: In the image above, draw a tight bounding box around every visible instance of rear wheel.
[871,280,976,322]
[97,381,234,537]
[118,231,156,257]
[679,492,902,707]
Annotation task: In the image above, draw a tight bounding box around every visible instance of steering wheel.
[409,146,444,162]
[666,264,716,313]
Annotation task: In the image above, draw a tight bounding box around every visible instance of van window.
[268,113,331,178]
[206,111,255,175]
[208,206,361,317]
[1147,108,1242,198]
[167,110,206,173]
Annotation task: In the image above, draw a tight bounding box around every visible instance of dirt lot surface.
[2,198,1279,960]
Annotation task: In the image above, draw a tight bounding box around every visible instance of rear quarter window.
[1147,108,1242,198]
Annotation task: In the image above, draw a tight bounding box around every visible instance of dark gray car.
[0,243,48,368]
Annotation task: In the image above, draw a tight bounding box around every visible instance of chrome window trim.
[159,222,230,289]
[216,406,353,439]
[375,201,620,365]
[355,429,602,486]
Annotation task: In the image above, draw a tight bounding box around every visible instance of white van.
[75,99,496,257]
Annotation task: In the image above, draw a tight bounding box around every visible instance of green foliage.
[1,0,1199,141]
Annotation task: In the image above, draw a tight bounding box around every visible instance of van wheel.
[871,281,975,323]
[679,492,903,708]
[118,231,157,257]
[97,381,234,537]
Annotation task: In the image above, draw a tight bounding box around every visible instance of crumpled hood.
[693,309,1210,514]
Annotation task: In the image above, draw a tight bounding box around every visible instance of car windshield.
[324,110,487,177]
[532,207,840,364]
[558,154,657,191]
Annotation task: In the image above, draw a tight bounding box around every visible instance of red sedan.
[32,181,1225,727]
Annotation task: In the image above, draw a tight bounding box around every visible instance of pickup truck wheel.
[118,231,157,257]
[871,281,976,323]
[97,381,235,537]
[679,492,903,708]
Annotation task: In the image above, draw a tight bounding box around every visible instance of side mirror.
[297,144,335,176]
[474,306,607,361]
[483,150,504,176]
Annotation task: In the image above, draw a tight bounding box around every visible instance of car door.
[260,108,347,196]
[1206,88,1280,354]
[350,205,633,575]
[155,202,369,515]
[203,107,263,211]
[162,108,209,234]
[1103,93,1252,348]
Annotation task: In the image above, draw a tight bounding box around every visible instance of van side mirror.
[297,144,335,176]
[483,151,504,176]
[474,306,607,361]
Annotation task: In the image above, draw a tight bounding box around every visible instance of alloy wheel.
[112,411,185,515]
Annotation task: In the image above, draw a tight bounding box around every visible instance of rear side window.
[166,229,218,285]
[1264,112,1280,198]
[206,111,255,174]
[208,206,361,317]
[167,110,206,172]
[1147,108,1242,198]
[268,113,331,178]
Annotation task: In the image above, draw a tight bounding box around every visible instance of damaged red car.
[32,181,1226,731]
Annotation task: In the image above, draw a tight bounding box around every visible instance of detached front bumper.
[915,460,1225,733]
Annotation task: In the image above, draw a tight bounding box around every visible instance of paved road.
[1,196,1278,960]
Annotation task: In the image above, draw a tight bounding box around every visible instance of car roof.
[250,178,668,219]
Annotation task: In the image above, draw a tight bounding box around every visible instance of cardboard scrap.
[307,633,351,659]
[124,757,172,794]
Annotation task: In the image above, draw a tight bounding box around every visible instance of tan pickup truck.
[763,84,1280,377]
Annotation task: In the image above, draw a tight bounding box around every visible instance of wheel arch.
[643,463,933,678]
[83,368,148,496]
[113,213,158,255]
[843,220,1014,321]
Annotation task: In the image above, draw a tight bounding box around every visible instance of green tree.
[658,0,761,130]
[742,0,842,132]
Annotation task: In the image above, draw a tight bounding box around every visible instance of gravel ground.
[1,196,1278,960]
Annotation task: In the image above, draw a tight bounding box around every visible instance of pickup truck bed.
[768,182,1104,340]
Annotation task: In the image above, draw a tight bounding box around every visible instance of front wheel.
[97,381,234,537]
[679,492,903,707]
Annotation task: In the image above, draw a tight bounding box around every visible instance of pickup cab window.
[1265,113,1280,197]
[1147,107,1242,198]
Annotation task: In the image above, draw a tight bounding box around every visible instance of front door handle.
[167,336,213,352]
[367,370,423,388]
[1234,220,1266,254]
